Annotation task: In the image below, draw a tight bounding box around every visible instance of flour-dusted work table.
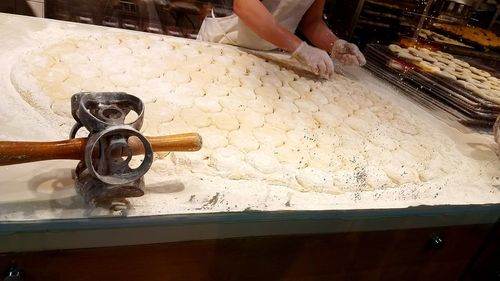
[0,13,499,281]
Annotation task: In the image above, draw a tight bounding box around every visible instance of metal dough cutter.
[0,92,202,206]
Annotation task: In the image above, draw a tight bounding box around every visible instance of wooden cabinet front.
[0,224,494,281]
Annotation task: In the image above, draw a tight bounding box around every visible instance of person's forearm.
[233,0,302,53]
[300,19,338,53]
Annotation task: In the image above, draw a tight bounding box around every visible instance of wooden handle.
[0,133,202,166]
[130,133,203,154]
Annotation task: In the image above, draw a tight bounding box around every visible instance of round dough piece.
[236,110,265,128]
[35,63,70,84]
[240,75,262,89]
[248,96,274,114]
[436,51,454,60]
[164,70,190,85]
[255,86,280,100]
[273,99,299,113]
[321,104,349,120]
[165,91,195,109]
[228,129,260,152]
[366,130,398,151]
[454,66,472,74]
[246,149,281,174]
[383,162,419,185]
[51,99,72,118]
[452,58,470,68]
[213,55,234,66]
[487,76,500,83]
[292,112,320,129]
[180,108,211,128]
[215,74,242,88]
[175,82,205,97]
[260,75,283,87]
[278,87,301,100]
[308,147,343,170]
[219,96,248,111]
[230,87,256,100]
[295,167,334,191]
[469,66,491,78]
[273,69,298,83]
[469,73,488,82]
[285,129,317,149]
[204,83,231,97]
[331,170,359,191]
[436,70,457,80]
[309,92,329,106]
[289,80,311,94]
[227,65,247,76]
[469,79,491,90]
[145,101,175,123]
[396,51,423,63]
[364,166,392,189]
[253,125,286,147]
[433,61,448,70]
[391,117,419,135]
[212,111,240,131]
[408,48,437,63]
[248,64,267,78]
[294,98,319,113]
[198,126,229,149]
[201,64,227,77]
[313,111,342,128]
[190,71,214,85]
[28,53,56,69]
[274,145,310,169]
[334,95,360,116]
[388,44,402,52]
[451,69,470,81]
[434,55,452,65]
[417,61,440,73]
[457,80,479,92]
[345,116,372,133]
[195,97,222,113]
[265,112,294,131]
[209,146,246,174]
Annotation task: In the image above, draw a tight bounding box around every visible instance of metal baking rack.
[365,44,499,129]
[398,36,500,74]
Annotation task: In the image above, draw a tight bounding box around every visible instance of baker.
[197,0,366,79]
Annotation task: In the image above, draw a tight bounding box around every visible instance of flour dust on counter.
[5,25,500,214]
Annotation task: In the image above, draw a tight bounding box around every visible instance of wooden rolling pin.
[0,133,202,166]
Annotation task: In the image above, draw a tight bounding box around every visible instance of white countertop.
[0,13,499,224]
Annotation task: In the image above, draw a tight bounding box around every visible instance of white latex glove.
[292,41,334,79]
[331,39,366,66]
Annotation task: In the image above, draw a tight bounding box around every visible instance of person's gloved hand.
[292,42,334,79]
[331,39,366,66]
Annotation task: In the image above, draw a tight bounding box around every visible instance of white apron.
[197,0,315,51]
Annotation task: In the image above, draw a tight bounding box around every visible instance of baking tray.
[431,24,500,52]
[400,36,500,68]
[366,59,485,127]
[368,44,500,111]
[365,44,499,128]
[366,52,492,126]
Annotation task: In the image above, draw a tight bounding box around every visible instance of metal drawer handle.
[3,266,24,281]
[429,232,445,249]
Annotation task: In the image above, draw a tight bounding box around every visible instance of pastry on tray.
[388,44,500,105]
[418,29,471,48]
[433,23,500,49]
